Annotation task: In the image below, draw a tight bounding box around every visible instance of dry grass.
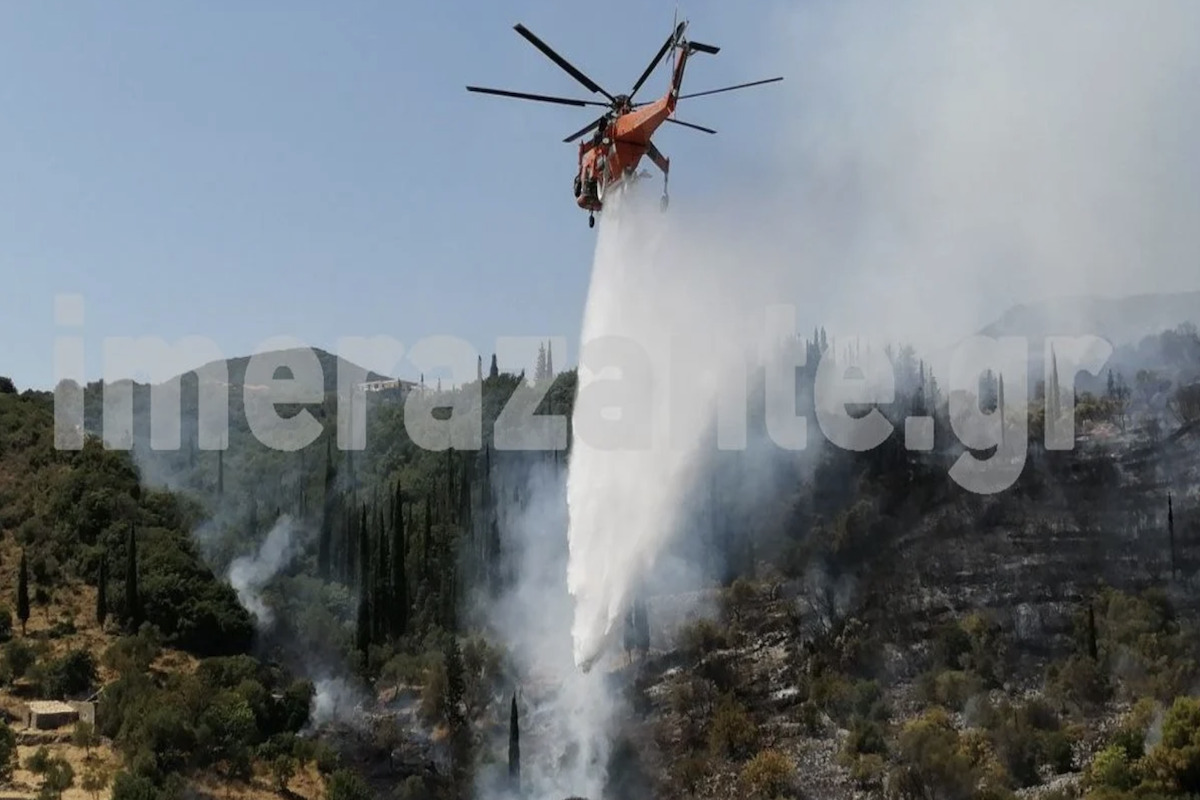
[6,739,120,800]
[0,537,114,683]
[0,537,305,800]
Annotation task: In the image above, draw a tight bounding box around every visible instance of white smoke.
[226,513,300,629]
[563,0,1200,666]
[308,675,369,729]
[473,2,1200,794]
[749,0,1200,349]
[475,455,618,800]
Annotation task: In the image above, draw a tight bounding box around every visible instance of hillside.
[0,383,361,800]
[77,347,395,454]
[959,292,1200,403]
[2,351,576,800]
[978,291,1200,346]
[2,320,1200,800]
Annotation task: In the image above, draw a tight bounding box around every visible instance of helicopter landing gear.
[574,175,582,198]
[588,213,595,228]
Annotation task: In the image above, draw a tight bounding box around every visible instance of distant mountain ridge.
[191,347,397,394]
[79,347,409,451]
[90,347,397,395]
[978,290,1200,345]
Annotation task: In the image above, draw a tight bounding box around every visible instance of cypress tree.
[345,401,356,490]
[126,524,142,631]
[1086,602,1098,661]
[445,637,465,731]
[374,508,389,642]
[634,594,650,654]
[97,556,108,627]
[318,498,333,581]
[16,549,29,636]
[488,516,501,596]
[446,449,455,525]
[509,693,521,792]
[998,374,1006,445]
[445,636,471,795]
[341,503,354,586]
[359,503,369,589]
[319,437,336,579]
[355,587,370,665]
[355,505,373,656]
[442,551,458,630]
[1169,493,1176,578]
[623,606,636,663]
[358,503,370,594]
[423,494,433,581]
[391,481,408,638]
[1048,346,1061,427]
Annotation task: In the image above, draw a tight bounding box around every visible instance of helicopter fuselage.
[574,54,686,214]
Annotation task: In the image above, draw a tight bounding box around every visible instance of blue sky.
[0,0,782,390]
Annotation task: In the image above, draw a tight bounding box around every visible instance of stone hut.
[24,701,79,730]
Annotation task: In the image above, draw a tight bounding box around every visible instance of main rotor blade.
[666,118,716,134]
[677,76,783,100]
[466,86,609,107]
[629,21,687,99]
[514,24,615,102]
[563,116,604,143]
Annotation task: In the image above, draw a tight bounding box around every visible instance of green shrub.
[1045,655,1112,714]
[811,673,889,725]
[918,669,984,711]
[1,638,37,683]
[326,768,375,800]
[797,700,823,736]
[739,749,794,799]
[842,717,888,759]
[670,756,709,796]
[1093,588,1200,702]
[849,752,886,791]
[932,620,973,671]
[46,649,97,698]
[1139,695,1200,794]
[1087,744,1137,792]
[708,694,758,761]
[1041,730,1075,775]
[892,708,985,800]
[0,719,16,783]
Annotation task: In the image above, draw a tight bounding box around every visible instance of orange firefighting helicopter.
[467,18,782,228]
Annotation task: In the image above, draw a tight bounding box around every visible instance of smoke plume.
[564,0,1200,665]
[473,453,619,800]
[226,513,302,629]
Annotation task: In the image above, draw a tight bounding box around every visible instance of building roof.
[27,701,77,715]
